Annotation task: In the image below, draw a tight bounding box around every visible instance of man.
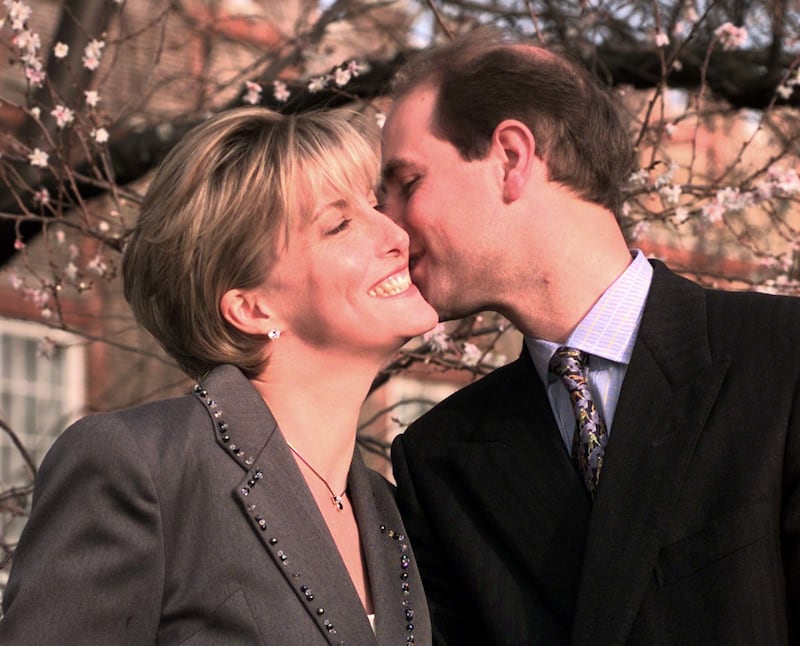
[381,28,800,644]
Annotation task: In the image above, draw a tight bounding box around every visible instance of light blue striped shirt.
[526,250,653,454]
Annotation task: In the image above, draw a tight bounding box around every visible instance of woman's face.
[264,183,438,357]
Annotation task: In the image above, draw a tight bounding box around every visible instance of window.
[0,318,86,539]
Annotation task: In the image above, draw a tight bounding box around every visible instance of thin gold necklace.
[286,442,347,511]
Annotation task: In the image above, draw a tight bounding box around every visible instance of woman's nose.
[378,210,409,257]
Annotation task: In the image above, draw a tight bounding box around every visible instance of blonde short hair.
[123,107,379,379]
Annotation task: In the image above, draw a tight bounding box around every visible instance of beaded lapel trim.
[192,383,419,645]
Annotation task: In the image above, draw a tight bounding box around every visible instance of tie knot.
[549,346,587,378]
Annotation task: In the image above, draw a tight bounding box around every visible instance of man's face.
[381,86,504,320]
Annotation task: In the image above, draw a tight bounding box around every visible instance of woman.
[0,107,436,644]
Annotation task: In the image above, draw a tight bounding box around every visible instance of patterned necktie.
[549,347,608,499]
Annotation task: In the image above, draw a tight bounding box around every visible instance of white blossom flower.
[53,42,69,58]
[7,0,32,29]
[777,84,793,100]
[375,112,386,129]
[86,254,107,276]
[659,183,682,205]
[307,76,327,93]
[65,261,78,280]
[85,90,100,106]
[628,168,649,185]
[243,80,262,105]
[55,229,65,244]
[654,31,670,48]
[8,269,24,291]
[461,343,482,367]
[423,323,450,353]
[272,80,290,102]
[714,22,747,51]
[51,104,74,128]
[664,122,676,138]
[334,66,352,87]
[92,127,109,143]
[631,220,650,240]
[28,147,48,167]
[347,60,366,77]
[672,206,690,225]
[30,106,40,119]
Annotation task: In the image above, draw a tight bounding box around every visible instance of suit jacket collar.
[571,260,730,643]
[194,365,429,645]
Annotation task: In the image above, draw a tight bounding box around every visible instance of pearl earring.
[267,328,281,340]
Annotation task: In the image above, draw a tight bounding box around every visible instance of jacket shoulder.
[402,355,529,444]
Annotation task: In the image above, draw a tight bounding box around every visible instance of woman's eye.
[325,218,351,236]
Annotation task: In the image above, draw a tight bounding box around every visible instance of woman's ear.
[492,119,536,203]
[220,288,275,336]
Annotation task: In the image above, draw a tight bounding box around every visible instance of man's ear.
[220,288,276,336]
[493,119,536,203]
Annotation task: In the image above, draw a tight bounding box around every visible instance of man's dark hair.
[391,28,635,216]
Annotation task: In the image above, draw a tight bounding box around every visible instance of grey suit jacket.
[393,261,800,645]
[1,364,430,645]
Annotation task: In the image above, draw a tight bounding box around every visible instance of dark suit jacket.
[1,364,430,645]
[392,261,800,645]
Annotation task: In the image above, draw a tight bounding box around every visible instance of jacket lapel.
[195,365,376,645]
[446,352,592,625]
[572,262,730,644]
[349,454,431,645]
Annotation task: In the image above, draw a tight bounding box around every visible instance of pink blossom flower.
[82,38,105,70]
[85,90,100,106]
[714,23,747,51]
[243,80,262,105]
[12,28,40,53]
[654,31,669,48]
[25,63,45,87]
[347,60,365,77]
[461,343,482,367]
[272,80,290,102]
[8,1,33,30]
[51,104,74,128]
[33,186,50,205]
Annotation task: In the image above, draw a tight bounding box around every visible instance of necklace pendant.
[332,495,344,511]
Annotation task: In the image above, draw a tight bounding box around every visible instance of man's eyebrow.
[381,158,416,183]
